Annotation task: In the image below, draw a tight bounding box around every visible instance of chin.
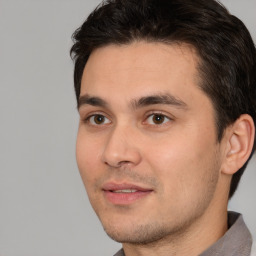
[101,220,179,245]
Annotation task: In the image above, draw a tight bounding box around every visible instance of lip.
[102,182,153,205]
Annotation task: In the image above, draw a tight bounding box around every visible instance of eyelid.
[82,111,112,126]
[143,111,173,125]
[80,110,174,127]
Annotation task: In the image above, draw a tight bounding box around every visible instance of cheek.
[145,135,219,222]
[145,128,218,193]
[76,129,103,186]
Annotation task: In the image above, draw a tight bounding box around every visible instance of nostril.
[119,161,131,165]
[104,160,131,168]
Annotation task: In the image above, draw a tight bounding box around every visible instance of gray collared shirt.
[113,212,253,256]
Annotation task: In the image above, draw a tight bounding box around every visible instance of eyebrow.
[78,93,187,110]
[78,94,108,109]
[131,94,187,109]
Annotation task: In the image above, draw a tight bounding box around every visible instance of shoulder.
[251,241,256,256]
[113,249,125,256]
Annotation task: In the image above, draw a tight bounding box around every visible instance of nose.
[101,125,142,168]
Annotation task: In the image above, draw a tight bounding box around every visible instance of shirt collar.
[200,211,252,256]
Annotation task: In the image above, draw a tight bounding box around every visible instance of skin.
[76,42,254,256]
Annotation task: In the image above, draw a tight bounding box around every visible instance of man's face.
[76,42,225,244]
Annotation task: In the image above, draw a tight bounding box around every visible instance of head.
[71,0,256,245]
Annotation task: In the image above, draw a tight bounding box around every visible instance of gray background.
[0,0,255,255]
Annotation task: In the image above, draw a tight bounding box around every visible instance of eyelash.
[144,112,172,126]
[82,112,173,127]
[84,113,111,126]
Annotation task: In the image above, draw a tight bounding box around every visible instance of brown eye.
[88,114,111,125]
[146,114,171,125]
[152,115,165,124]
[94,115,105,124]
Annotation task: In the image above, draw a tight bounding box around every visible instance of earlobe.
[222,114,255,175]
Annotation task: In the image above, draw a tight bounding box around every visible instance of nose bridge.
[101,123,141,167]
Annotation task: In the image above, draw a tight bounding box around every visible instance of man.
[70,0,256,255]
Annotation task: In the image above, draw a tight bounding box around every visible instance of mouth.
[102,182,153,205]
[111,189,139,193]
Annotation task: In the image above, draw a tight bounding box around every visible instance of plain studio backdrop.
[0,0,255,255]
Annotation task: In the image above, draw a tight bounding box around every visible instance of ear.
[221,114,255,175]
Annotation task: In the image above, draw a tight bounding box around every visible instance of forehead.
[80,41,203,105]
